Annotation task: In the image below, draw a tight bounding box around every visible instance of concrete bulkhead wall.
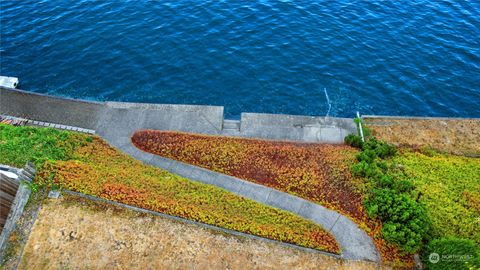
[96,101,225,147]
[0,87,357,144]
[0,86,226,134]
[240,113,356,143]
[0,87,103,130]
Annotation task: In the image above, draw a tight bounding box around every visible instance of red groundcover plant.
[131,130,414,265]
[132,130,365,220]
[34,135,340,253]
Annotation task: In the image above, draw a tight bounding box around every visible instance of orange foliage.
[41,136,340,254]
[131,130,414,266]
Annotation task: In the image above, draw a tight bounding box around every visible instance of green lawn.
[393,151,480,244]
[0,124,85,168]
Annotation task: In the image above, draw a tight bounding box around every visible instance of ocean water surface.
[1,0,479,118]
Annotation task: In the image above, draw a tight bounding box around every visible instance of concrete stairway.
[221,119,241,136]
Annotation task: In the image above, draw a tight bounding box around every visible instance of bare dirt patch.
[18,195,386,270]
[365,117,480,156]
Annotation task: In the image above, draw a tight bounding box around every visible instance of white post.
[356,111,365,142]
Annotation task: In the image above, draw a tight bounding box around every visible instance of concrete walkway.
[0,87,380,261]
[116,142,380,262]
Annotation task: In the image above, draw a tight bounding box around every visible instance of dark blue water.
[1,0,479,118]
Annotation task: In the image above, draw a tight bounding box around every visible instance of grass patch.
[0,124,339,253]
[393,150,480,244]
[0,124,87,168]
[347,121,479,269]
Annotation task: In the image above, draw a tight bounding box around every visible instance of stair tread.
[222,119,240,130]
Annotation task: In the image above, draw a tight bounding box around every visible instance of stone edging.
[119,142,381,262]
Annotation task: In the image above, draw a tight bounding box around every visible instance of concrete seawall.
[0,87,357,143]
[0,87,103,130]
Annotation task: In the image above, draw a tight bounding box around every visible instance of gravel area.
[365,117,480,156]
[17,195,387,270]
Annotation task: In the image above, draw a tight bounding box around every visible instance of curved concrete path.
[0,87,378,261]
[116,141,380,262]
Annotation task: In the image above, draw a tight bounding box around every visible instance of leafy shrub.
[363,137,397,159]
[377,174,394,188]
[376,160,389,172]
[346,121,429,254]
[392,179,414,193]
[351,161,384,179]
[423,237,479,270]
[345,134,363,148]
[356,149,377,164]
[345,118,374,148]
[374,175,414,194]
[365,188,430,253]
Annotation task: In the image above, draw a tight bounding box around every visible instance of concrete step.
[221,129,241,136]
[222,119,240,131]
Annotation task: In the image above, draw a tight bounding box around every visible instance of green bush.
[345,134,363,148]
[362,137,397,159]
[392,179,414,193]
[365,188,430,253]
[374,175,414,194]
[423,237,479,270]
[351,160,369,177]
[356,149,377,164]
[377,174,394,188]
[351,161,384,179]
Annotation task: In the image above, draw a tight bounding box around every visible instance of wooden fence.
[0,163,35,233]
[0,173,20,231]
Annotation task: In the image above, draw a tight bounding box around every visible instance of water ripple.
[0,0,479,118]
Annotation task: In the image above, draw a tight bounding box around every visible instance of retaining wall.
[0,87,103,130]
[0,87,357,143]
